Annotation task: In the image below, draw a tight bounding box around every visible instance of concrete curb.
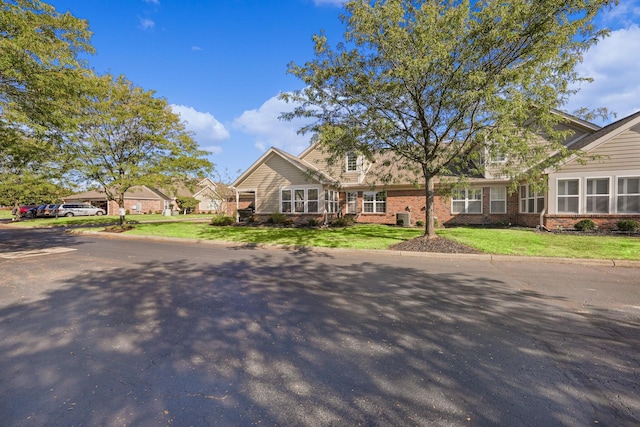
[71,228,640,269]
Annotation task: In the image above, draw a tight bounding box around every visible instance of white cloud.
[565,25,640,122]
[232,95,313,155]
[143,0,160,4]
[139,18,155,30]
[598,1,640,29]
[170,104,230,154]
[191,46,202,51]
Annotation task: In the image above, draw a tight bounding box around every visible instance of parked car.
[36,204,60,217]
[35,204,49,217]
[19,205,39,218]
[56,204,106,217]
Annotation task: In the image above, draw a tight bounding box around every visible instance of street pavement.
[0,227,638,426]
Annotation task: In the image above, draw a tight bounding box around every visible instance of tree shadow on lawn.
[0,251,637,426]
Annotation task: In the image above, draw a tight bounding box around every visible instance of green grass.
[6,214,639,260]
[438,227,640,260]
[6,213,212,228]
[127,223,424,250]
[126,222,640,260]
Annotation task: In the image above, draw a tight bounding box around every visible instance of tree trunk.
[424,174,437,239]
[118,194,125,226]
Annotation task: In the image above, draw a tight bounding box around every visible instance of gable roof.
[233,147,335,188]
[548,110,640,171]
[566,110,640,152]
[66,185,168,201]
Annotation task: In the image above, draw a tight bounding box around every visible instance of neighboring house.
[64,186,170,215]
[230,110,640,230]
[65,178,225,215]
[160,178,229,214]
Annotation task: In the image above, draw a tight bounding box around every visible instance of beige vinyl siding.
[299,145,354,182]
[236,153,320,213]
[561,128,640,173]
[484,123,593,179]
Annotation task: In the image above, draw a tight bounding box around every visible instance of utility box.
[396,212,410,227]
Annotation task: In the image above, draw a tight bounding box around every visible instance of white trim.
[549,170,640,214]
[617,175,640,214]
[346,191,358,214]
[451,188,483,214]
[490,187,507,214]
[362,191,386,214]
[280,184,323,214]
[585,176,611,214]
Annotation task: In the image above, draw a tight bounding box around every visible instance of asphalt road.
[0,227,638,426]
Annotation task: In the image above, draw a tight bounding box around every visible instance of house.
[65,178,226,215]
[230,111,640,230]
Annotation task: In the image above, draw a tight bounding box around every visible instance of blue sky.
[48,0,640,181]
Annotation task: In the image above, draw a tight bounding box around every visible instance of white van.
[57,204,106,217]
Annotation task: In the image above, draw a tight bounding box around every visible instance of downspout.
[539,208,550,232]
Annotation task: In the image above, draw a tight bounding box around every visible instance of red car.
[18,205,38,218]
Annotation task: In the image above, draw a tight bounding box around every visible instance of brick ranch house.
[65,178,227,215]
[229,110,640,230]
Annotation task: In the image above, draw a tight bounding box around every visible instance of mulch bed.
[388,236,482,254]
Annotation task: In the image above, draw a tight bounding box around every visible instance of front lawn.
[7,213,212,228]
[126,222,424,250]
[124,222,640,260]
[7,216,639,260]
[438,227,640,260]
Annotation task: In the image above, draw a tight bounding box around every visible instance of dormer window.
[490,151,506,163]
[346,152,358,172]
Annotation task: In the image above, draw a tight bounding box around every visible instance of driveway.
[0,227,638,426]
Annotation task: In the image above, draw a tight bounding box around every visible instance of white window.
[618,177,640,213]
[281,189,292,213]
[557,179,579,213]
[586,178,609,213]
[519,185,545,213]
[363,191,386,213]
[281,187,321,213]
[452,188,482,214]
[490,187,507,213]
[346,152,358,172]
[346,191,358,213]
[325,190,339,213]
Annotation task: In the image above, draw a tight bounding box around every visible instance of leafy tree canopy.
[0,0,94,206]
[175,196,199,213]
[68,75,214,224]
[0,0,94,140]
[281,0,616,237]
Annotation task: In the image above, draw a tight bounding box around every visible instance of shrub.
[574,219,596,231]
[307,218,319,227]
[210,214,235,226]
[617,219,639,232]
[330,216,353,227]
[266,212,293,225]
[415,220,425,227]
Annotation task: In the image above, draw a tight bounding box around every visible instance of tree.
[281,0,615,238]
[0,0,94,204]
[1,0,93,140]
[175,196,199,214]
[69,75,214,225]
